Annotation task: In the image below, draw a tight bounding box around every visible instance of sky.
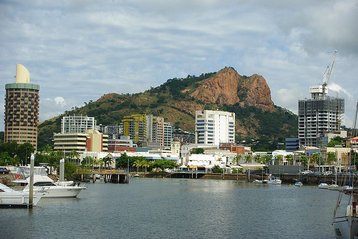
[1,0,358,132]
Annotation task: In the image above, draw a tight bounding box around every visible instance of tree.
[232,155,241,165]
[116,153,134,169]
[262,155,272,165]
[244,155,253,163]
[17,143,35,165]
[212,165,223,173]
[133,158,144,173]
[191,148,204,154]
[311,152,321,166]
[299,154,309,169]
[327,137,344,147]
[286,154,293,165]
[103,155,114,169]
[275,155,283,165]
[327,152,337,165]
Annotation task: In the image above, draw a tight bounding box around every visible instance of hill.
[38,67,297,150]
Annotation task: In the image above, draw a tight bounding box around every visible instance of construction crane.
[353,101,358,137]
[310,50,337,100]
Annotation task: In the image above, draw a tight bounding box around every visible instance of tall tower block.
[4,64,40,149]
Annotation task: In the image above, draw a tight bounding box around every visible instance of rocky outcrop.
[189,67,275,112]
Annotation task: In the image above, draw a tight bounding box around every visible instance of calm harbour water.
[1,178,341,239]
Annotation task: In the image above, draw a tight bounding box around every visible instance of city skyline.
[1,0,357,132]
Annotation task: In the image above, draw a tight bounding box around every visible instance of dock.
[75,169,129,184]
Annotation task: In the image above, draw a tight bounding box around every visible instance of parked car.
[323,171,333,176]
[0,167,10,174]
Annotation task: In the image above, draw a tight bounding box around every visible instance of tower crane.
[309,50,337,100]
[353,101,358,137]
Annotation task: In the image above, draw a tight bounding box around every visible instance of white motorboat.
[294,181,303,187]
[20,174,86,198]
[0,183,44,208]
[14,166,86,198]
[318,183,329,189]
[267,174,282,185]
[253,179,268,184]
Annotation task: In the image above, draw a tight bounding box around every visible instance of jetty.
[75,169,129,184]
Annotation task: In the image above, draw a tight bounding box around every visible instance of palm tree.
[286,154,293,165]
[327,152,336,165]
[133,159,143,173]
[244,155,252,163]
[142,160,151,174]
[103,155,113,169]
[275,155,283,165]
[232,155,240,165]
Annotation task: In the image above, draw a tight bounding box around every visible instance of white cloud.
[54,97,66,108]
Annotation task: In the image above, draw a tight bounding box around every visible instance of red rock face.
[189,67,275,112]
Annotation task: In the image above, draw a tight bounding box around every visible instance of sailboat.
[333,102,358,238]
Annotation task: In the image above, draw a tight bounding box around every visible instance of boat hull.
[0,192,42,207]
[42,187,85,198]
[334,216,358,239]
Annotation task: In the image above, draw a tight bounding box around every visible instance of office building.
[195,110,235,146]
[4,64,39,149]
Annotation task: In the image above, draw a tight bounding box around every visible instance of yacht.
[0,183,45,208]
[14,166,86,198]
[20,174,86,198]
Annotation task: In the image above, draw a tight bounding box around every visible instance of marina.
[1,178,339,239]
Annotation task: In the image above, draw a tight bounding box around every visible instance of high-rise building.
[298,53,345,147]
[298,97,344,147]
[146,115,173,149]
[195,110,235,146]
[122,114,147,145]
[4,64,40,149]
[61,115,96,133]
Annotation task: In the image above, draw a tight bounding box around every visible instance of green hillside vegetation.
[38,71,297,150]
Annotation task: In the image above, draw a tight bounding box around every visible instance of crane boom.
[323,50,337,86]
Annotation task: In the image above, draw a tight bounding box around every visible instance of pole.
[29,153,35,209]
[60,159,65,182]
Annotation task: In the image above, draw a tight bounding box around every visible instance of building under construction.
[298,97,344,147]
[298,52,345,147]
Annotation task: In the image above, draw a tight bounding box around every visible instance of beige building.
[54,129,108,153]
[326,147,351,172]
[4,64,39,149]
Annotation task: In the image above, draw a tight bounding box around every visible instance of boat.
[318,182,329,189]
[294,181,303,187]
[253,179,268,184]
[328,183,340,191]
[332,101,358,238]
[267,174,282,185]
[14,166,86,198]
[20,174,86,198]
[0,183,45,208]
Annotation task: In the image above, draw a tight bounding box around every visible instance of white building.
[61,115,96,133]
[195,110,235,146]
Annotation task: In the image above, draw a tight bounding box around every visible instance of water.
[1,178,339,239]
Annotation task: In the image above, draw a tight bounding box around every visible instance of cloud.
[54,97,66,107]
